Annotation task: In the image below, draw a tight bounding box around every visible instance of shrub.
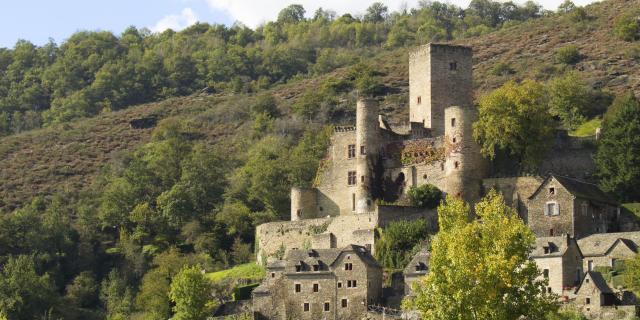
[374,219,430,269]
[407,184,443,209]
[613,12,640,42]
[555,45,581,64]
[490,62,515,76]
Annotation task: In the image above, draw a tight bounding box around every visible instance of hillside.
[0,0,639,210]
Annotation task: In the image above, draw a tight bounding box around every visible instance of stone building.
[578,231,640,273]
[403,245,430,297]
[527,175,620,239]
[574,271,617,314]
[531,234,583,297]
[252,245,383,320]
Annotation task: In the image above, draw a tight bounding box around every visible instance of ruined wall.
[291,187,319,221]
[482,176,544,222]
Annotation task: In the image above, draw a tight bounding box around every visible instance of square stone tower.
[409,44,473,136]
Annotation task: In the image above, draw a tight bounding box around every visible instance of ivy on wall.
[386,140,446,166]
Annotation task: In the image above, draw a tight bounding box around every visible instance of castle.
[255,43,627,266]
[248,43,640,320]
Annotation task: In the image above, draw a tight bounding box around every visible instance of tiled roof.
[531,235,571,258]
[284,244,381,272]
[577,231,640,256]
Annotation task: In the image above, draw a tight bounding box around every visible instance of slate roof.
[531,235,572,258]
[577,271,613,294]
[528,174,617,205]
[284,244,381,272]
[577,231,640,257]
[404,244,430,276]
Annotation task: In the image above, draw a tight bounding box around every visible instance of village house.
[252,245,383,320]
[403,245,430,297]
[530,234,583,297]
[578,231,640,273]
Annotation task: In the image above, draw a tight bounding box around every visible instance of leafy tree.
[65,271,98,308]
[364,2,389,23]
[404,191,558,319]
[100,269,134,320]
[277,4,306,24]
[595,93,640,202]
[250,94,279,118]
[557,0,576,14]
[292,89,323,120]
[547,72,591,129]
[375,219,430,269]
[473,80,554,168]
[407,184,443,209]
[0,255,58,319]
[169,265,213,320]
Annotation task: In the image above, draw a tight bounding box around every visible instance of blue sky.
[0,0,599,49]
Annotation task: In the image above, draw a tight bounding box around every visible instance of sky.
[0,0,599,49]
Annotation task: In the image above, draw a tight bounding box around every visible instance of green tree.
[547,72,591,129]
[0,255,58,319]
[407,184,443,209]
[364,2,389,23]
[277,4,306,24]
[613,11,640,41]
[65,271,99,308]
[100,269,134,320]
[169,265,213,320]
[404,191,558,319]
[375,219,430,269]
[473,80,554,168]
[595,93,640,202]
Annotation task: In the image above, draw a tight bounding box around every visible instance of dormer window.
[313,265,320,271]
[543,247,550,254]
[295,265,302,272]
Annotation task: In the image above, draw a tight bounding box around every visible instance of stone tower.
[409,44,473,136]
[290,187,317,221]
[355,98,380,214]
[444,105,485,202]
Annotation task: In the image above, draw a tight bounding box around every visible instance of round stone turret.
[290,187,318,221]
[355,98,380,213]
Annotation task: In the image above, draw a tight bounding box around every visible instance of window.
[360,145,366,155]
[547,287,552,293]
[324,302,330,311]
[611,258,617,267]
[454,161,460,169]
[588,260,593,271]
[271,272,275,278]
[347,280,352,288]
[313,283,319,292]
[295,265,301,272]
[348,171,357,185]
[361,175,365,183]
[545,202,559,216]
[452,137,457,143]
[345,263,353,271]
[417,96,422,104]
[549,187,555,195]
[423,174,428,180]
[337,282,342,288]
[313,265,320,271]
[352,280,357,287]
[586,278,590,283]
[451,118,456,127]
[352,194,355,211]
[549,228,554,236]
[342,299,348,308]
[348,144,356,158]
[449,62,457,71]
[586,297,591,305]
[543,269,549,278]
[304,303,310,312]
[295,284,301,293]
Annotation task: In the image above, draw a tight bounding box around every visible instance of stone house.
[578,231,640,273]
[573,271,617,315]
[531,234,583,297]
[527,175,619,238]
[252,245,383,320]
[403,245,430,296]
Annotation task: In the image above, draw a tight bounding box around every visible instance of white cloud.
[151,8,199,32]
[204,0,599,27]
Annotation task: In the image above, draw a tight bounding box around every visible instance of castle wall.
[315,130,357,216]
[291,187,319,221]
[444,106,486,202]
[482,176,544,222]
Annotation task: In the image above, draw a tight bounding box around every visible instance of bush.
[555,45,581,64]
[408,184,443,209]
[374,219,430,269]
[490,62,515,76]
[613,12,640,42]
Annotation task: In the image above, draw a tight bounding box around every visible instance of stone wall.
[528,177,576,237]
[316,130,358,216]
[482,176,544,222]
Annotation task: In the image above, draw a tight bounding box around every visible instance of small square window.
[313,283,319,292]
[543,269,549,278]
[586,278,590,283]
[295,284,301,293]
[324,302,330,311]
[586,297,591,305]
[337,282,342,288]
[449,62,457,71]
[271,272,275,278]
[313,265,319,271]
[549,187,555,195]
[303,303,310,312]
[342,299,348,308]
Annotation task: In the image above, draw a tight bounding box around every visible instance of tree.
[404,191,558,319]
[613,11,640,42]
[0,255,58,319]
[473,80,554,168]
[407,184,443,209]
[277,4,306,24]
[595,93,640,202]
[364,2,389,23]
[547,72,591,129]
[100,269,134,320]
[375,219,430,269]
[169,265,213,320]
[65,271,99,308]
[557,0,576,14]
[625,252,640,295]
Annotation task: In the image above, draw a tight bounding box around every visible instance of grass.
[205,262,265,284]
[570,117,602,137]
